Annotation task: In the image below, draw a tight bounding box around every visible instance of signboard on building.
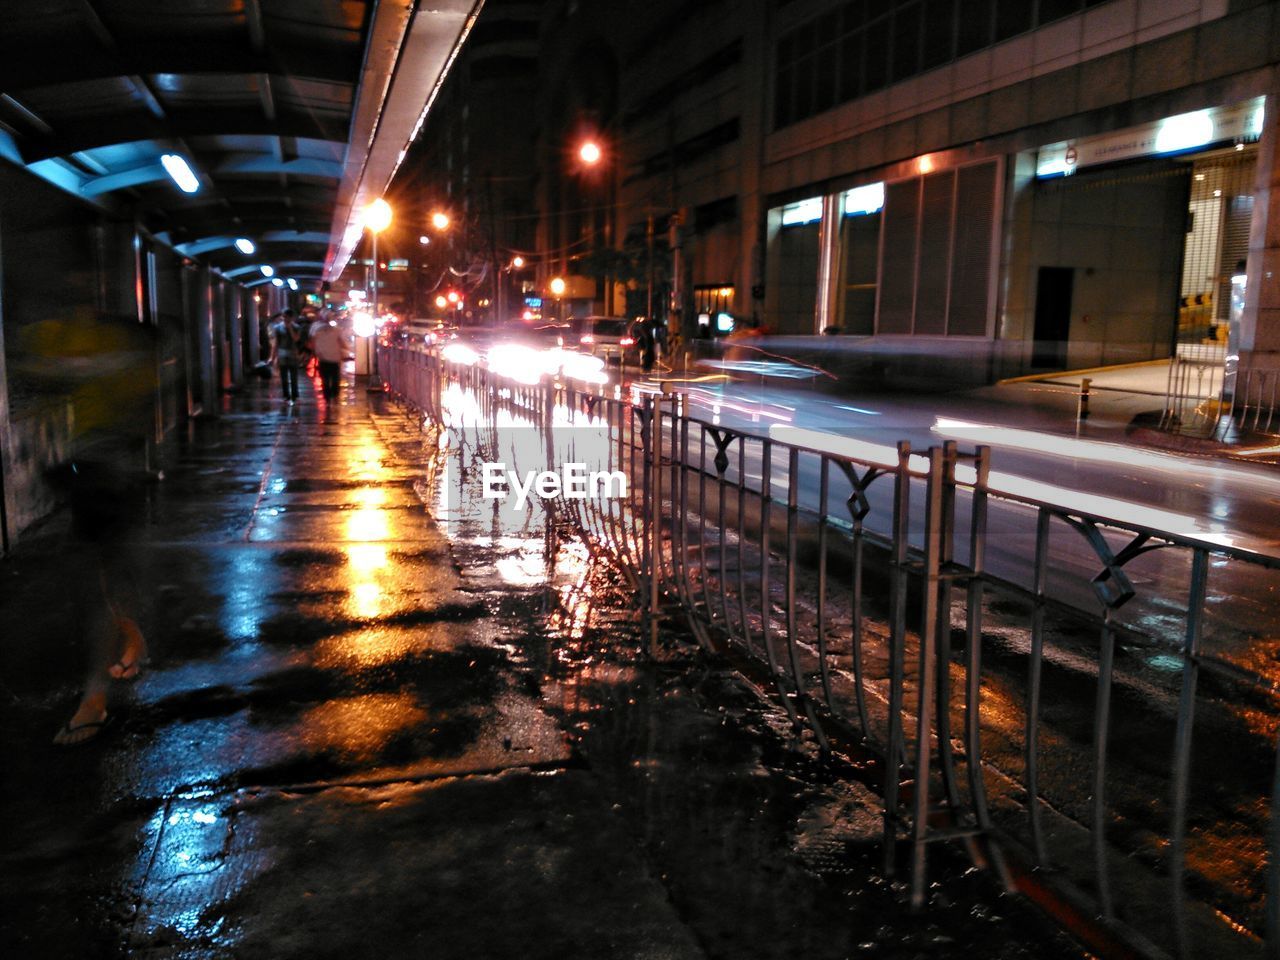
[1037,96,1265,178]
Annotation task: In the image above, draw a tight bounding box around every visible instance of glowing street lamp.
[510,255,525,269]
[363,198,392,389]
[578,141,602,165]
[364,197,392,233]
[550,276,566,322]
[431,211,450,231]
[351,310,375,338]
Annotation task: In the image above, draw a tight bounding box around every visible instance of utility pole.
[670,211,685,350]
[486,176,502,326]
[646,214,655,324]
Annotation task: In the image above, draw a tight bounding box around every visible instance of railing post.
[649,385,674,655]
[911,446,945,910]
[884,441,912,877]
[1171,548,1208,959]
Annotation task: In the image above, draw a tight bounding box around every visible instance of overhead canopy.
[0,0,483,287]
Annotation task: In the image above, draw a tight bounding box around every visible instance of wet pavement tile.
[0,379,1083,959]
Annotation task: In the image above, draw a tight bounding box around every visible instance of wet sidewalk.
[0,370,1077,959]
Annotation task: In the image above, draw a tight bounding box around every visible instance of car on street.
[575,316,634,362]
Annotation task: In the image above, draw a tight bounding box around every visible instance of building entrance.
[1032,266,1073,368]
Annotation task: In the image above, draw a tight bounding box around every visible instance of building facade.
[507,0,1280,384]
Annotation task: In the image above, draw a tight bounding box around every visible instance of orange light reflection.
[298,693,425,758]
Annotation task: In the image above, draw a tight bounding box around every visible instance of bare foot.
[108,618,148,681]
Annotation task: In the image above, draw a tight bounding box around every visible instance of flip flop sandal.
[53,713,112,746]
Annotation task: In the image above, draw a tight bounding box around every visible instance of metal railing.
[1163,352,1280,440]
[383,343,1280,959]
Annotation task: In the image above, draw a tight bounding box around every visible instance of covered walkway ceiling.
[0,0,483,287]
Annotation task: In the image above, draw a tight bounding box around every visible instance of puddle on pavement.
[436,433,1081,958]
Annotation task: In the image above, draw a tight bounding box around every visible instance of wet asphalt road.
[0,369,1079,959]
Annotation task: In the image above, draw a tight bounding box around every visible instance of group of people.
[267,308,351,402]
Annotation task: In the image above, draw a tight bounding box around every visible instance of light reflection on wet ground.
[433,386,1081,959]
[0,375,1079,959]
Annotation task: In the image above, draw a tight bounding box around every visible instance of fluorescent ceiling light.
[260,265,274,278]
[271,277,284,287]
[286,278,298,291]
[160,154,200,193]
[234,238,256,255]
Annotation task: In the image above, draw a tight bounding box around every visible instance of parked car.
[575,316,634,362]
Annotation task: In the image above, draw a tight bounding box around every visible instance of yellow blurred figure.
[14,311,157,745]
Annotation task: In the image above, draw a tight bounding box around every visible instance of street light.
[363,198,392,390]
[550,276,566,322]
[511,255,525,269]
[431,211,450,231]
[575,137,616,313]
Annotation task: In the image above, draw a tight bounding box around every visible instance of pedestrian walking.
[268,309,305,402]
[308,312,350,401]
[635,318,656,372]
[15,315,156,745]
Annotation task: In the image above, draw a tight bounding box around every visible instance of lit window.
[780,197,823,226]
[842,183,884,216]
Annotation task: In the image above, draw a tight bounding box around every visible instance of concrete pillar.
[0,211,15,553]
[1240,73,1280,371]
[228,284,244,387]
[815,193,842,334]
[762,206,784,324]
[738,0,769,326]
[197,265,217,413]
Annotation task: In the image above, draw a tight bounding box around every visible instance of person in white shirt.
[308,313,349,400]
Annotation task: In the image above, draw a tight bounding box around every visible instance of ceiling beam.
[259,74,278,123]
[16,109,351,163]
[215,154,343,179]
[0,45,360,92]
[76,0,116,48]
[173,230,334,257]
[163,214,334,236]
[245,0,267,52]
[130,75,168,120]
[0,93,54,135]
[225,260,326,279]
[80,161,167,196]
